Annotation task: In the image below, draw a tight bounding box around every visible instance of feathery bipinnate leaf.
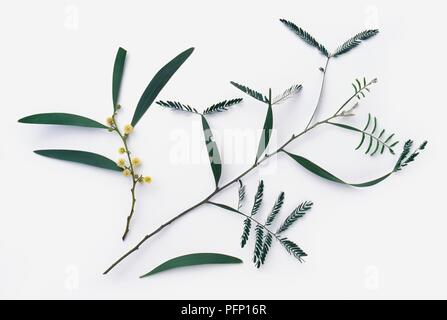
[265,192,285,226]
[394,140,428,172]
[201,115,222,188]
[253,224,264,268]
[272,84,302,105]
[238,180,246,210]
[333,29,379,57]
[351,78,377,101]
[241,180,264,248]
[284,151,394,187]
[156,100,199,113]
[277,201,313,235]
[112,47,127,110]
[279,237,307,262]
[230,81,269,103]
[18,113,108,129]
[203,98,243,115]
[140,253,242,278]
[208,184,310,268]
[131,47,194,127]
[279,19,329,57]
[250,180,264,216]
[34,149,123,172]
[329,113,399,156]
[259,232,273,265]
[258,192,285,266]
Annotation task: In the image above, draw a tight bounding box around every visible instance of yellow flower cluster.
[131,157,141,167]
[106,117,114,126]
[118,147,126,154]
[117,158,126,168]
[124,124,133,135]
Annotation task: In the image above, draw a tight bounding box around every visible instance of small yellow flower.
[117,158,126,168]
[122,169,131,177]
[131,157,141,167]
[118,147,126,154]
[143,176,152,184]
[106,117,114,126]
[123,124,133,135]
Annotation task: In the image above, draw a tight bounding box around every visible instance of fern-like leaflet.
[357,114,398,156]
[230,81,268,103]
[394,140,428,172]
[352,77,377,100]
[253,225,264,267]
[157,98,242,115]
[212,181,311,268]
[329,114,398,156]
[279,19,329,57]
[240,180,264,248]
[237,180,246,210]
[156,100,199,113]
[265,192,285,226]
[279,237,307,262]
[272,84,302,105]
[277,201,313,234]
[203,98,243,115]
[333,30,380,57]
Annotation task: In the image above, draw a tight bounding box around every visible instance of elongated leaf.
[279,19,329,57]
[131,47,194,126]
[18,113,108,129]
[34,149,123,171]
[140,253,242,278]
[256,104,273,162]
[201,115,221,188]
[112,47,127,109]
[284,151,393,187]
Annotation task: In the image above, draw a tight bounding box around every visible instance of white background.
[1,0,445,299]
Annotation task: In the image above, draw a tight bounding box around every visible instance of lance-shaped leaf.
[112,47,127,109]
[279,19,329,57]
[131,47,194,127]
[201,115,222,188]
[333,30,379,57]
[256,103,273,162]
[18,113,108,129]
[230,81,268,103]
[283,151,394,187]
[140,253,242,278]
[34,149,123,172]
